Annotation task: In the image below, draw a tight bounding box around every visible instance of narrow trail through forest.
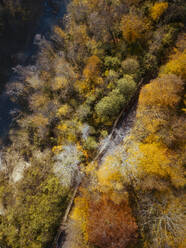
[95,80,143,164]
[53,81,143,248]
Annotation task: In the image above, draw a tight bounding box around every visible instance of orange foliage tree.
[86,194,138,248]
[83,55,101,79]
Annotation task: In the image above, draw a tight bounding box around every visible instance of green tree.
[116,75,136,100]
[95,89,126,121]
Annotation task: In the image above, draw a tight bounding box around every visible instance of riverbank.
[0,0,67,139]
[0,0,45,93]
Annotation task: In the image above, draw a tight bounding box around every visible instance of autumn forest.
[0,0,185,248]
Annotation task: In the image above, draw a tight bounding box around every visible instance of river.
[0,0,68,142]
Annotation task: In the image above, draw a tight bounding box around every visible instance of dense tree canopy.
[0,0,185,247]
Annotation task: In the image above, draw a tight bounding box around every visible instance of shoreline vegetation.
[0,1,185,248]
[0,0,45,93]
[0,0,68,140]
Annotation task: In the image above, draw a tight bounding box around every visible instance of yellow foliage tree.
[160,49,186,80]
[70,189,90,243]
[97,155,124,192]
[75,55,103,97]
[121,14,147,43]
[52,145,63,154]
[57,120,78,143]
[128,140,186,188]
[57,104,72,118]
[150,2,168,21]
[138,74,184,109]
[74,79,92,96]
[138,142,171,178]
[52,76,68,91]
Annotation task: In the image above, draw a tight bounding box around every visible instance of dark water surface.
[0,0,67,140]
